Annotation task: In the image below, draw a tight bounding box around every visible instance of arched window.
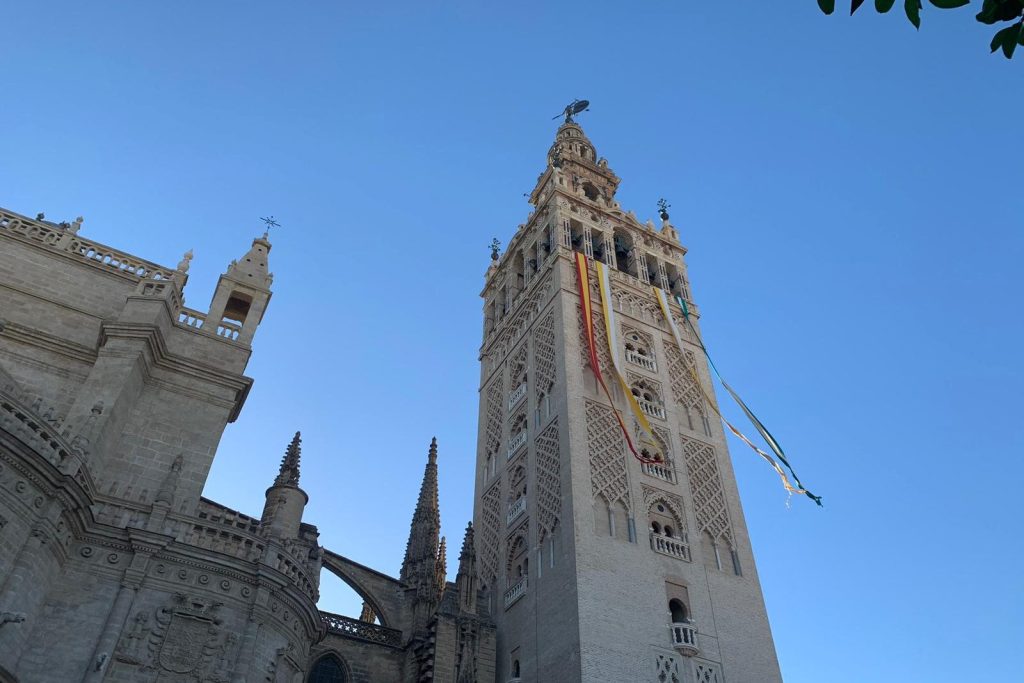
[669,598,689,623]
[308,654,347,683]
[512,659,521,677]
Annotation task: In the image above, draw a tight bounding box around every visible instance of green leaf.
[876,0,897,11]
[852,0,866,13]
[928,0,969,7]
[818,0,837,14]
[990,22,1019,57]
[905,0,923,27]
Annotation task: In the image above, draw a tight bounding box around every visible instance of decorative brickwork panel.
[533,310,556,400]
[693,660,723,683]
[655,653,682,683]
[585,400,631,511]
[663,344,704,419]
[479,483,502,583]
[535,420,561,541]
[577,276,612,375]
[484,377,504,460]
[680,436,733,545]
[510,344,528,388]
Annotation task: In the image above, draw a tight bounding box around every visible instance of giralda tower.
[472,112,783,683]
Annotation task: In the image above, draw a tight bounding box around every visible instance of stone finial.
[458,521,475,564]
[274,432,302,487]
[35,212,45,221]
[69,216,83,234]
[176,249,193,273]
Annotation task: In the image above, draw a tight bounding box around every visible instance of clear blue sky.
[2,2,1021,681]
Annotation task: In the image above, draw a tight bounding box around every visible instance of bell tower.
[472,112,783,683]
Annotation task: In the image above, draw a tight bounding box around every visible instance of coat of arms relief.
[114,593,237,682]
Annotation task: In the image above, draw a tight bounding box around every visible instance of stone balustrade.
[504,577,528,609]
[650,532,690,561]
[637,398,666,420]
[508,383,527,410]
[641,459,675,484]
[625,349,657,372]
[0,209,177,281]
[506,430,528,461]
[670,621,699,656]
[178,307,206,330]
[507,496,526,526]
[321,611,402,648]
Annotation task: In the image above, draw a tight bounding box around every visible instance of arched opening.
[613,228,637,277]
[669,598,689,623]
[582,182,599,202]
[318,568,378,623]
[308,653,348,683]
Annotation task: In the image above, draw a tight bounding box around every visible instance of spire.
[456,521,478,614]
[274,431,302,487]
[226,234,273,289]
[401,437,441,584]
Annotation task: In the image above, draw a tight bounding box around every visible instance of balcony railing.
[637,398,666,420]
[670,621,699,656]
[650,532,691,561]
[504,577,528,609]
[507,497,527,525]
[625,349,657,372]
[508,383,527,410]
[641,460,675,484]
[321,611,403,648]
[507,430,527,460]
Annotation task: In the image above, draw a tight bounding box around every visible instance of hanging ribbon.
[653,288,821,506]
[595,260,664,461]
[573,252,659,463]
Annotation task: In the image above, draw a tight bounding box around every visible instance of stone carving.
[681,436,733,545]
[0,612,26,628]
[533,310,556,401]
[534,420,561,541]
[585,400,631,512]
[115,611,150,664]
[655,653,681,683]
[478,483,502,585]
[114,593,232,680]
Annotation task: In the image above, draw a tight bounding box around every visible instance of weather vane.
[657,198,671,221]
[260,215,281,236]
[552,99,590,124]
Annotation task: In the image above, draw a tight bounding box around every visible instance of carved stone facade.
[474,120,783,682]
[0,208,494,683]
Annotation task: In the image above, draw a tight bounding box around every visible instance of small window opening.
[223,293,252,326]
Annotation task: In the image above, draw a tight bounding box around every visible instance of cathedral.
[0,116,782,682]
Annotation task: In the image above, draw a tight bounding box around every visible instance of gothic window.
[613,228,637,277]
[308,654,348,683]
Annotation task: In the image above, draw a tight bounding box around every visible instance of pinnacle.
[274,431,302,487]
[428,436,438,464]
[459,521,475,562]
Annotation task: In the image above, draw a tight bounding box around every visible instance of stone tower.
[473,118,783,682]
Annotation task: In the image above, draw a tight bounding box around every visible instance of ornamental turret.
[455,522,478,615]
[261,431,308,540]
[206,231,273,346]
